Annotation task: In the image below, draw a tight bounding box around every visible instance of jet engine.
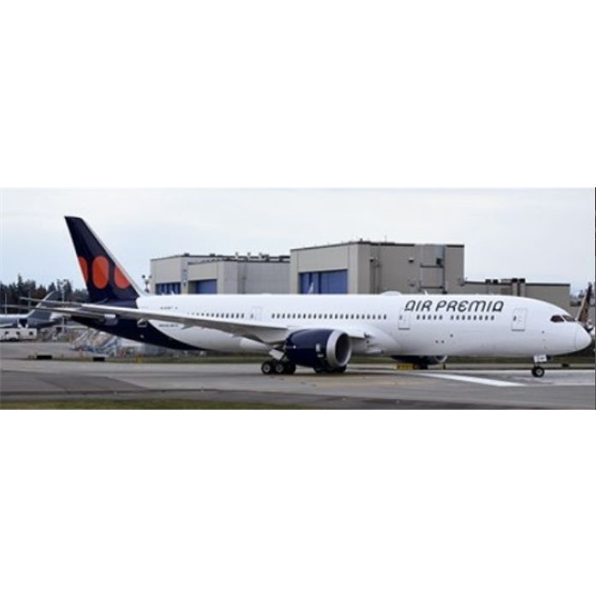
[284,329,352,371]
[391,355,448,369]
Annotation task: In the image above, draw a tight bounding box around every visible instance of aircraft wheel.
[274,361,287,375]
[314,367,326,374]
[335,366,347,374]
[261,361,275,375]
[532,366,545,379]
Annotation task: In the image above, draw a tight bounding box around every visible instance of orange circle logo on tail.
[78,257,89,283]
[92,256,110,289]
[114,267,131,290]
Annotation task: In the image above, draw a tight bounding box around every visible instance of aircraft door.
[511,308,528,331]
[398,310,411,331]
[250,306,263,321]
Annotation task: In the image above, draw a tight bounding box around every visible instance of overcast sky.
[0,188,593,292]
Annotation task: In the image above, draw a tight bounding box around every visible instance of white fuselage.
[136,294,590,358]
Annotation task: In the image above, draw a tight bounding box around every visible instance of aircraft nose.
[575,326,592,352]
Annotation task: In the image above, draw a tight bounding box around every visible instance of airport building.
[460,278,572,311]
[151,253,290,295]
[150,242,587,316]
[290,241,465,295]
[151,241,466,296]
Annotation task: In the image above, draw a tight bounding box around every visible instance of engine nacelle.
[391,355,448,369]
[285,329,353,371]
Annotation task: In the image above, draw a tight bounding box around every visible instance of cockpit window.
[551,314,577,323]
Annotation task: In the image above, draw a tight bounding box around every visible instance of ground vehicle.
[0,328,38,342]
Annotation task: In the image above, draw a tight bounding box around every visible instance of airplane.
[0,291,61,329]
[35,217,593,379]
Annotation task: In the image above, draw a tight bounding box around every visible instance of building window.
[299,270,348,294]
[156,282,182,295]
[192,279,217,294]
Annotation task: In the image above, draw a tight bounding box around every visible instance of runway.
[1,343,594,409]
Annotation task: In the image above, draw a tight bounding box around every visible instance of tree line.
[0,276,88,313]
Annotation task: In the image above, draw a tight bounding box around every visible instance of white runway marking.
[417,373,523,388]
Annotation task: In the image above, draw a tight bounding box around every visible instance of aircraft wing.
[36,303,369,346]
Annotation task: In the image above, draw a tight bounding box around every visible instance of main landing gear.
[261,360,297,376]
[261,361,348,375]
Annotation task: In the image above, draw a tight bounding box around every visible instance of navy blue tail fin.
[65,217,141,303]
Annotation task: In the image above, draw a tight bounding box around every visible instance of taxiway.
[1,343,594,409]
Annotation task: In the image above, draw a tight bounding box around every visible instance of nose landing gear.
[532,355,548,378]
